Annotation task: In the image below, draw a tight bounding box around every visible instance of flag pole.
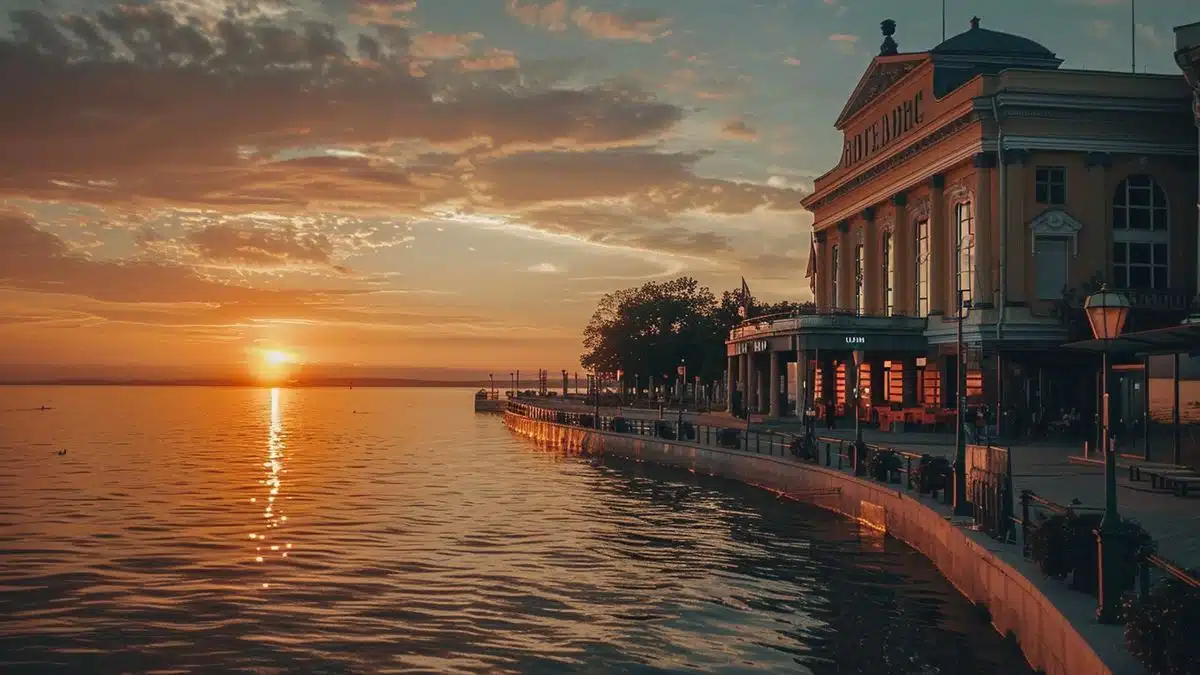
[942,0,946,41]
[1131,0,1136,74]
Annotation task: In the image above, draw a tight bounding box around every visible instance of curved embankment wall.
[506,413,1116,675]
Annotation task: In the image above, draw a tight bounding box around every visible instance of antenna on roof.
[1130,0,1136,74]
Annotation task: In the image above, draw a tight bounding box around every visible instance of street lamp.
[953,289,971,517]
[1084,283,1131,624]
[489,372,495,399]
[509,371,514,398]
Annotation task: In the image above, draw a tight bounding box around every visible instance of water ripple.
[0,386,1032,674]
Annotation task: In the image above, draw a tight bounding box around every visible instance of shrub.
[612,417,630,434]
[914,455,951,496]
[717,428,741,449]
[654,421,676,440]
[579,414,595,429]
[1028,511,1105,594]
[870,449,903,483]
[679,421,696,440]
[790,435,816,461]
[1124,577,1200,675]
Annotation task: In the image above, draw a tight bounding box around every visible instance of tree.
[581,277,815,388]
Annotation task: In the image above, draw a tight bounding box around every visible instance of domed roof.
[932,17,1055,59]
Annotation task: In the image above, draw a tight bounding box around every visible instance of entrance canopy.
[1062,322,1200,355]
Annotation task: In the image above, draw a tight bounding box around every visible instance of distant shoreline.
[0,379,502,388]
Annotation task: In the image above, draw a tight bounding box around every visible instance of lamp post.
[509,372,514,398]
[1085,283,1131,624]
[489,373,495,398]
[953,289,971,517]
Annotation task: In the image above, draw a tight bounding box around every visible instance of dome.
[932,17,1056,59]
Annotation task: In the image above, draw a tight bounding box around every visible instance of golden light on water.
[249,348,299,383]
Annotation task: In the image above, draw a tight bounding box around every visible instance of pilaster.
[891,193,909,314]
[726,356,736,413]
[929,174,947,315]
[768,351,780,419]
[972,153,995,307]
[837,221,854,310]
[863,208,880,314]
[1085,153,1114,285]
[1004,149,1031,305]
[814,231,828,310]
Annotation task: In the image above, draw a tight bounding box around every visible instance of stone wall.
[506,413,1125,675]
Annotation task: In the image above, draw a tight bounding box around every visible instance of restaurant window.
[1034,237,1069,300]
[854,244,864,315]
[1035,166,1066,205]
[955,201,974,305]
[1112,174,1169,289]
[915,219,930,316]
[886,361,903,404]
[831,244,840,308]
[882,232,894,316]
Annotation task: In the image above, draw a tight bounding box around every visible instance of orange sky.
[1,0,1193,377]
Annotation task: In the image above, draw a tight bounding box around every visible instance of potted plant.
[612,417,630,433]
[717,428,741,449]
[679,421,696,440]
[914,455,951,497]
[654,421,676,440]
[579,414,595,429]
[1124,576,1200,675]
[870,449,903,483]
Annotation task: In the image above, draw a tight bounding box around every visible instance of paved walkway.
[522,399,1200,571]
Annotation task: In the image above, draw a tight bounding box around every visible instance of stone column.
[726,355,736,413]
[929,175,947,315]
[814,233,828,310]
[768,351,780,419]
[795,350,809,416]
[902,357,919,407]
[747,354,758,414]
[973,153,995,307]
[863,208,880,314]
[837,222,854,310]
[759,359,770,414]
[1005,151,1029,306]
[891,194,909,314]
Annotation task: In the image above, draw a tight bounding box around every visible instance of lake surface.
[0,387,1032,674]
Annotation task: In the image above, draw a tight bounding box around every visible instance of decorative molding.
[891,192,907,207]
[835,59,925,128]
[945,181,973,205]
[993,91,1191,115]
[863,206,877,222]
[808,111,976,211]
[909,196,932,222]
[837,220,850,233]
[930,174,945,189]
[1029,208,1083,257]
[814,231,827,243]
[878,215,895,234]
[1000,136,1196,157]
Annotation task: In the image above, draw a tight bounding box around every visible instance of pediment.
[1029,208,1082,236]
[834,54,928,129]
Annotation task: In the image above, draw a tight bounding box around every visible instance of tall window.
[1035,167,1066,205]
[1034,237,1069,300]
[830,244,840,308]
[955,201,975,305]
[882,232,894,316]
[915,220,930,316]
[1112,174,1169,289]
[854,244,864,314]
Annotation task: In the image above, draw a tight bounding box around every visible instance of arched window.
[1112,174,1169,289]
[955,201,975,305]
[915,219,930,316]
[854,244,865,314]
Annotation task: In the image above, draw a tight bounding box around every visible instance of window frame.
[1034,166,1067,205]
[882,231,894,317]
[854,243,865,315]
[915,219,930,317]
[1111,174,1170,290]
[831,243,840,308]
[955,201,975,305]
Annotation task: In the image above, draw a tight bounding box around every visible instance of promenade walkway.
[528,399,1200,572]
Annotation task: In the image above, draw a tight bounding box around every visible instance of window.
[915,219,930,316]
[1035,167,1066,205]
[854,244,864,314]
[830,244,840,308]
[882,232,894,317]
[1034,237,1069,300]
[955,201,975,305]
[1112,175,1169,289]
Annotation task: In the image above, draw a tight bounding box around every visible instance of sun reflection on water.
[252,387,291,588]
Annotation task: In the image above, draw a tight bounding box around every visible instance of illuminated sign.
[841,91,925,170]
[735,339,770,354]
[845,336,866,345]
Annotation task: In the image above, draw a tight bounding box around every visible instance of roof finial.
[969,16,981,30]
[879,19,898,56]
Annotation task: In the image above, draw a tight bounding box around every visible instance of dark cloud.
[524,205,734,257]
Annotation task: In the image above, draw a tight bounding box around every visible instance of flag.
[739,277,752,319]
[804,234,816,296]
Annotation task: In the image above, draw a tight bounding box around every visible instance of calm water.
[0,387,1032,674]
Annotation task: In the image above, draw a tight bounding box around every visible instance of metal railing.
[728,308,926,340]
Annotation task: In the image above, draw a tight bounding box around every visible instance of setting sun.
[262,350,295,366]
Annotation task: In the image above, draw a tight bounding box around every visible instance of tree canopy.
[580,276,813,384]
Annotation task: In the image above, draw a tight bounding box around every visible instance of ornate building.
[726,17,1199,425]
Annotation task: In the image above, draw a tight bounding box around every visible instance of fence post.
[836,442,843,470]
[1019,489,1032,556]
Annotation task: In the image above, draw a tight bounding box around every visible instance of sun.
[262,350,294,366]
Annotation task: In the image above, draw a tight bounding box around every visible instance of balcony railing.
[730,308,926,341]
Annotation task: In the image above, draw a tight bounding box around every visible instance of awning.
[1061,321,1200,355]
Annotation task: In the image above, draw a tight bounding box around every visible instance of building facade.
[726,18,1199,427]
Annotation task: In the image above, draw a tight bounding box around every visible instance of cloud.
[0,8,685,214]
[409,31,483,59]
[829,34,858,43]
[570,7,672,43]
[351,0,418,27]
[461,48,520,71]
[1135,23,1163,48]
[720,119,758,142]
[184,224,339,268]
[783,57,802,66]
[1082,19,1113,39]
[506,0,569,31]
[526,262,561,273]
